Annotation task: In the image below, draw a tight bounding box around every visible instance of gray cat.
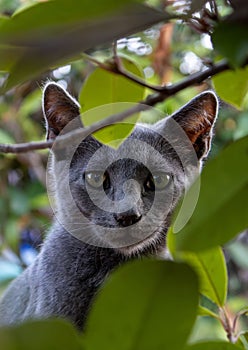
[0,83,218,330]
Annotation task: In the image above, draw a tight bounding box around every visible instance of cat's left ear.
[156,91,218,160]
[42,82,81,141]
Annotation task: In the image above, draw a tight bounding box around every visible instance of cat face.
[43,83,218,256]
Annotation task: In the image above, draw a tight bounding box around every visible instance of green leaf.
[185,341,242,350]
[9,188,30,216]
[0,319,82,350]
[198,306,219,319]
[80,57,145,147]
[212,22,248,67]
[0,129,15,144]
[240,332,248,350]
[213,67,248,109]
[0,1,166,91]
[168,231,227,306]
[83,260,199,350]
[175,247,227,306]
[227,241,248,269]
[0,44,22,72]
[173,136,248,252]
[80,57,145,110]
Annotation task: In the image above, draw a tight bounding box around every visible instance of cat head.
[43,82,218,256]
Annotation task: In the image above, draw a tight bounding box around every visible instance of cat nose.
[114,210,142,227]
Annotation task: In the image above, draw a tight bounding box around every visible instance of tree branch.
[0,58,242,154]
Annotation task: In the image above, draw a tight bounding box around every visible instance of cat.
[0,82,218,330]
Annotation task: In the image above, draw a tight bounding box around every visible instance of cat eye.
[84,172,106,188]
[153,173,171,189]
[145,172,171,191]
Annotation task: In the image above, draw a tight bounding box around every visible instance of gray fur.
[0,83,218,330]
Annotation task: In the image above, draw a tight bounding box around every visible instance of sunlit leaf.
[80,57,145,147]
[213,67,248,109]
[83,260,199,350]
[172,247,227,306]
[169,230,228,306]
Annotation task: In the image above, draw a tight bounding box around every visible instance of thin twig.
[0,104,151,154]
[84,52,165,92]
[0,58,245,154]
[232,308,248,336]
[82,53,113,72]
[111,41,156,90]
[86,50,233,93]
[219,307,235,343]
[0,140,53,153]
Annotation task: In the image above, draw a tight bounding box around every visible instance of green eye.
[85,172,106,188]
[153,173,171,189]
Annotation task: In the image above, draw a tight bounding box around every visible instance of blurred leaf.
[185,341,242,350]
[213,67,248,109]
[0,129,15,144]
[0,44,23,72]
[172,136,248,252]
[0,319,82,350]
[30,193,49,209]
[212,22,248,67]
[18,89,42,141]
[227,296,248,315]
[234,112,248,140]
[0,258,22,283]
[5,219,20,249]
[189,320,227,344]
[80,57,145,147]
[172,247,227,306]
[0,1,166,91]
[227,241,248,269]
[83,260,199,350]
[0,0,19,14]
[9,188,30,216]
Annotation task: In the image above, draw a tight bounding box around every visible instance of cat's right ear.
[154,91,218,161]
[42,82,81,141]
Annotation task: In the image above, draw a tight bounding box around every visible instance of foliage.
[170,136,248,251]
[1,0,248,349]
[80,56,145,147]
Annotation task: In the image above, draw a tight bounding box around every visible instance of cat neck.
[43,220,127,272]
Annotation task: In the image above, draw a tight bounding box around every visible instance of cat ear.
[42,82,81,141]
[156,91,218,160]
